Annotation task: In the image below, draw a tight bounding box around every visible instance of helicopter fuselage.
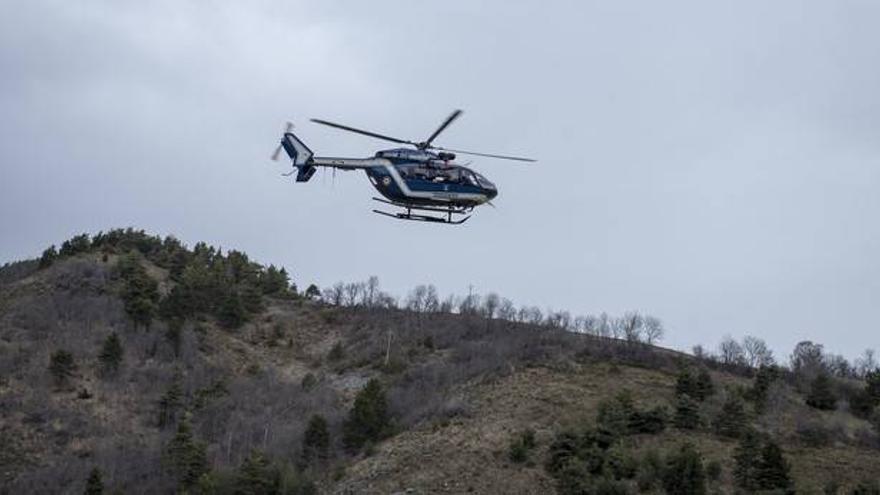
[363,148,497,207]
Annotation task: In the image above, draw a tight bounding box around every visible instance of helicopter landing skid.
[371,197,471,225]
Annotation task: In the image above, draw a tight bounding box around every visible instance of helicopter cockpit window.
[462,171,479,186]
[474,172,495,189]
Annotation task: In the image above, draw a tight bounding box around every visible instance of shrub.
[674,394,701,430]
[508,428,537,463]
[629,406,668,435]
[733,430,762,492]
[300,373,317,391]
[795,419,834,448]
[115,253,159,329]
[49,349,77,388]
[300,415,330,468]
[39,245,57,269]
[755,440,793,493]
[851,479,880,495]
[235,450,277,494]
[59,233,91,256]
[84,467,104,495]
[705,459,722,482]
[636,449,664,492]
[747,365,779,413]
[713,392,748,439]
[806,373,837,411]
[164,419,209,490]
[662,442,706,495]
[676,367,714,402]
[545,431,580,476]
[98,332,123,376]
[327,341,345,362]
[158,375,184,428]
[343,379,391,451]
[597,392,636,440]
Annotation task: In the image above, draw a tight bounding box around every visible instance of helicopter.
[270,110,535,224]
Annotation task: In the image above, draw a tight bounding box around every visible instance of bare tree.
[423,285,439,313]
[343,282,363,307]
[790,341,825,377]
[826,354,853,378]
[323,283,344,306]
[718,336,746,367]
[519,306,543,326]
[361,276,380,307]
[855,349,877,378]
[497,298,516,321]
[406,285,428,313]
[482,293,500,320]
[742,336,774,368]
[619,311,644,343]
[439,294,456,314]
[643,315,664,345]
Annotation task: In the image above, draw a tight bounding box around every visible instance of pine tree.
[676,368,714,402]
[84,467,104,495]
[39,245,58,269]
[662,443,707,495]
[300,414,330,467]
[158,375,183,428]
[674,394,700,430]
[748,365,779,413]
[343,378,391,451]
[806,373,837,410]
[755,440,793,493]
[217,290,247,329]
[115,252,159,329]
[164,418,208,489]
[713,392,748,438]
[98,333,123,376]
[733,430,762,492]
[304,284,321,300]
[694,368,715,401]
[235,450,278,495]
[49,349,77,388]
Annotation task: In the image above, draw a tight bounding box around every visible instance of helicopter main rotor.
[310,110,536,162]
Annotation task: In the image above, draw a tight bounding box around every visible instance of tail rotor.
[271,122,294,161]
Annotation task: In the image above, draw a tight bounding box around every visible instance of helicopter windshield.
[474,172,495,190]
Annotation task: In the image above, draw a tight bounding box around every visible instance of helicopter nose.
[486,187,498,200]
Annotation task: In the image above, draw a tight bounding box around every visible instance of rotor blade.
[272,122,294,161]
[433,146,536,162]
[424,109,463,147]
[310,118,414,146]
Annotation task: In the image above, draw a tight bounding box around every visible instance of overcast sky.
[2,1,878,360]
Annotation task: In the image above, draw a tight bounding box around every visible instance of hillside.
[1,229,879,494]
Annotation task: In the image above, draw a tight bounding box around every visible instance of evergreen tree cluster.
[39,229,300,330]
[733,430,794,494]
[545,393,672,494]
[596,391,668,440]
[673,367,713,430]
[115,252,160,329]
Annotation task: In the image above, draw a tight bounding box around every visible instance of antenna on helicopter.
[310,110,536,162]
